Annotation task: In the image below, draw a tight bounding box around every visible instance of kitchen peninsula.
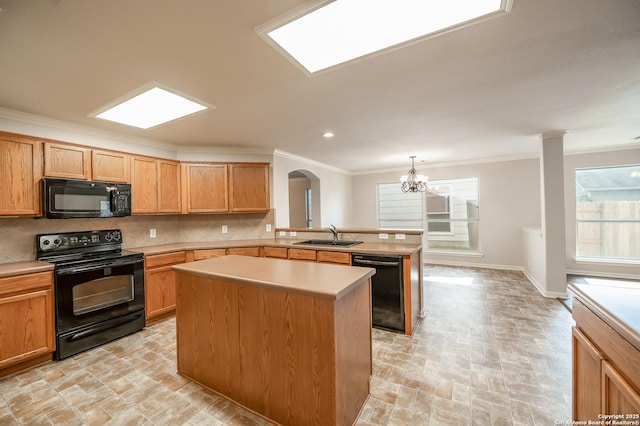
[172,255,376,426]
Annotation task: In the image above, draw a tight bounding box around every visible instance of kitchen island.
[172,255,376,426]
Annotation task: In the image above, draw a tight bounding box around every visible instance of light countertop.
[569,283,640,351]
[172,255,376,300]
[0,261,54,278]
[130,238,421,256]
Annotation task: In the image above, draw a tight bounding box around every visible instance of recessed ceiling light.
[322,131,335,138]
[263,0,511,74]
[92,85,209,129]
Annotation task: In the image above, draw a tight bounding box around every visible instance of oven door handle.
[67,313,144,342]
[57,258,142,274]
[352,259,400,267]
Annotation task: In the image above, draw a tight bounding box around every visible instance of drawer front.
[288,249,317,261]
[0,271,53,297]
[193,249,226,261]
[317,251,350,264]
[145,251,186,269]
[227,247,260,257]
[263,247,288,259]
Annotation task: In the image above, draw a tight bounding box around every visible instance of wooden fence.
[576,201,640,259]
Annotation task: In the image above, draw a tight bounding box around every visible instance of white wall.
[272,150,353,228]
[564,146,640,278]
[352,157,542,269]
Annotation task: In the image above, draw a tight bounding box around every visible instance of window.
[425,178,479,252]
[576,165,640,262]
[377,183,422,229]
[377,177,479,253]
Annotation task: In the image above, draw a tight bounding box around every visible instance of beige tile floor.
[0,266,573,425]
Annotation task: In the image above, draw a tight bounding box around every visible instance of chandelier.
[400,156,428,193]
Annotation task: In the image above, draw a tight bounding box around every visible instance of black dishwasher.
[352,253,404,333]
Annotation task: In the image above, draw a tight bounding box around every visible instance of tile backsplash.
[0,210,274,264]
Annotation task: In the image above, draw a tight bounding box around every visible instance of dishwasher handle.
[352,258,400,267]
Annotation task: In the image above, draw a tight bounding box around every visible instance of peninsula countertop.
[129,238,421,257]
[172,255,375,300]
[568,282,640,351]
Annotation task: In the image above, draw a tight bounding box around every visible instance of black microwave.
[43,178,132,219]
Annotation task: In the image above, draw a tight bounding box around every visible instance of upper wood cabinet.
[43,142,90,179]
[131,156,181,214]
[181,163,228,213]
[157,159,181,213]
[43,142,130,183]
[91,150,130,183]
[228,163,270,212]
[0,132,42,216]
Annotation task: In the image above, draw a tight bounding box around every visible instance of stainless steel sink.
[293,239,363,247]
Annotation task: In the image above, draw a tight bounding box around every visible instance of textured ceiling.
[0,0,639,172]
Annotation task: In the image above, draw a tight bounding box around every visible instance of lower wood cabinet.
[144,251,186,324]
[227,247,260,257]
[0,270,55,378]
[572,298,640,420]
[317,250,351,265]
[193,249,226,261]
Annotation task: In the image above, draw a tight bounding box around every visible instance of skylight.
[94,86,208,129]
[264,0,511,74]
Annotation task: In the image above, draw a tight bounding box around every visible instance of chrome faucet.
[328,225,338,243]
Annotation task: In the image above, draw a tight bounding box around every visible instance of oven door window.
[72,275,134,315]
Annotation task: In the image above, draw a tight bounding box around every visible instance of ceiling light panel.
[94,86,208,129]
[265,0,510,74]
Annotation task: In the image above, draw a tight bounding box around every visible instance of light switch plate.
[266,224,272,232]
[279,231,286,237]
[150,229,156,238]
[395,233,406,240]
[222,225,228,234]
[379,233,389,239]
[290,231,297,236]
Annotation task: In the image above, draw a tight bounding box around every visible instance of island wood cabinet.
[174,256,373,426]
[0,132,42,216]
[131,156,181,214]
[572,297,640,420]
[144,251,186,324]
[43,141,130,182]
[0,270,55,378]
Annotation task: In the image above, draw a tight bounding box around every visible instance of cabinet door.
[43,142,90,179]
[0,133,42,216]
[132,156,158,214]
[602,361,640,415]
[226,247,260,257]
[183,163,228,213]
[572,326,603,420]
[193,249,226,261]
[145,266,177,320]
[92,150,130,183]
[228,163,269,212]
[0,272,54,369]
[158,159,181,213]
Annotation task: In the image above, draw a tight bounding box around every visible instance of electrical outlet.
[290,231,297,237]
[222,225,228,234]
[150,229,156,238]
[395,233,406,240]
[379,233,389,239]
[266,224,272,232]
[279,231,286,237]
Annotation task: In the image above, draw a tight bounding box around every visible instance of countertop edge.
[568,283,640,352]
[0,261,55,278]
[130,239,422,256]
[173,256,376,300]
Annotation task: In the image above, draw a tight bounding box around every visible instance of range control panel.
[37,229,122,253]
